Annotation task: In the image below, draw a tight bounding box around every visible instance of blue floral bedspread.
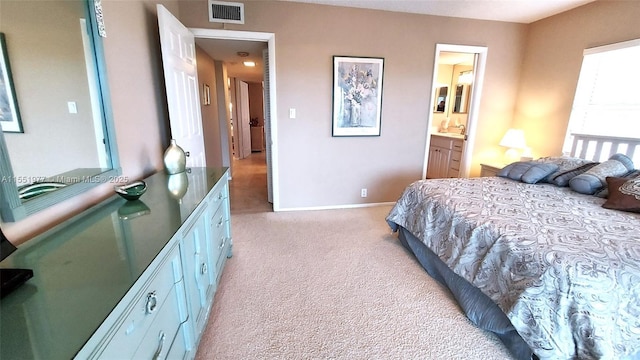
[386,177,640,360]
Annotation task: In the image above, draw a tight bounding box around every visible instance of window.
[563,39,640,166]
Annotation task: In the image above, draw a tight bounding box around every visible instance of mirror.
[433,52,474,119]
[0,0,120,222]
[433,86,448,113]
[452,83,471,114]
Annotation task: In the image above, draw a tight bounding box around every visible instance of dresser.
[0,168,231,360]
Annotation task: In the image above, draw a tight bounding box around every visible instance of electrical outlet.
[361,188,367,198]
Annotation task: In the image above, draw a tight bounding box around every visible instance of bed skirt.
[396,226,536,360]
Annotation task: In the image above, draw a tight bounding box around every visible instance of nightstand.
[480,163,504,177]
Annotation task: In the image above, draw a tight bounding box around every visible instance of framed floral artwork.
[332,56,384,137]
[0,33,23,133]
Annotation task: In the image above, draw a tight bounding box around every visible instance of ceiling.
[280,0,595,24]
[196,0,595,83]
[195,38,267,83]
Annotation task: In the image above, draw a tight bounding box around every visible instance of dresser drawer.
[210,204,229,258]
[207,180,229,212]
[215,230,231,282]
[166,323,189,359]
[131,284,184,359]
[97,246,183,359]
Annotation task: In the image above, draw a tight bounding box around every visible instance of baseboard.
[276,202,395,212]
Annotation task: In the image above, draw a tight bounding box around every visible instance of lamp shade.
[499,129,526,149]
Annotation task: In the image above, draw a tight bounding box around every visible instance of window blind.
[563,39,640,155]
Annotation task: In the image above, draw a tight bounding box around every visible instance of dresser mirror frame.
[0,0,120,222]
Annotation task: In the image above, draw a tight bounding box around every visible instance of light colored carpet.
[195,205,514,359]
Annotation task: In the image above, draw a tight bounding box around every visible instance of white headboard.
[570,133,640,167]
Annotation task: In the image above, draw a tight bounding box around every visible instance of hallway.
[228,152,272,214]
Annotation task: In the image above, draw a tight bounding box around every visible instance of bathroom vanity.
[0,167,231,359]
[426,134,464,178]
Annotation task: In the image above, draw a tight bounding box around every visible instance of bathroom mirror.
[452,84,471,114]
[433,86,448,113]
[0,0,120,222]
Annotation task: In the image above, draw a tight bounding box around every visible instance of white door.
[262,48,273,203]
[236,80,251,159]
[157,5,205,168]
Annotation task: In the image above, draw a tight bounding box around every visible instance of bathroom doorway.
[422,44,488,179]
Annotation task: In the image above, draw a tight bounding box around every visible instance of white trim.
[584,38,640,55]
[422,44,488,179]
[278,202,395,212]
[190,28,271,41]
[188,28,280,211]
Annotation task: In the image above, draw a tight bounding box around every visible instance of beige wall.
[514,0,640,159]
[179,0,527,208]
[197,45,224,167]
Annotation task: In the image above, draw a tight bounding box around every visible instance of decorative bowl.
[114,180,147,201]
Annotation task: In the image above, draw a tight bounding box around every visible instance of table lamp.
[499,129,527,164]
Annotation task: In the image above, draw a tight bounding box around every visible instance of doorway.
[190,28,279,211]
[422,44,488,178]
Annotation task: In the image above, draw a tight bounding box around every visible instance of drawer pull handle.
[219,237,226,249]
[152,331,166,360]
[145,291,158,315]
[218,192,223,200]
[201,262,208,275]
[217,217,224,227]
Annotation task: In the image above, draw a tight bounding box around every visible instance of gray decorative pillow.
[535,156,597,186]
[609,153,635,170]
[569,154,636,195]
[546,162,598,187]
[497,161,559,184]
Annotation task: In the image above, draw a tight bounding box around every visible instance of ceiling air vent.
[208,0,245,24]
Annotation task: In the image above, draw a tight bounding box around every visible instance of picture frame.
[0,33,23,133]
[203,83,211,106]
[332,56,384,137]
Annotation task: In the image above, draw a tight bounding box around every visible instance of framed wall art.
[332,56,384,137]
[0,33,23,133]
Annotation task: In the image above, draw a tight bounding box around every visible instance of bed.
[386,135,640,360]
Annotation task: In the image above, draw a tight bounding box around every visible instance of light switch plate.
[289,108,296,119]
[67,101,77,114]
